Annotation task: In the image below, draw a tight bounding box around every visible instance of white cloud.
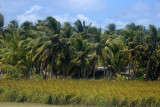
[17,5,43,24]
[76,14,99,26]
[54,14,126,29]
[54,14,100,27]
[54,14,76,23]
[26,5,42,14]
[17,14,41,24]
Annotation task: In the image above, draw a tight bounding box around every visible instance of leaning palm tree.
[32,34,62,79]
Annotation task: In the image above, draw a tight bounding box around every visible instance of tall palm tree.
[144,25,159,80]
[103,43,127,79]
[32,34,62,79]
[71,38,91,78]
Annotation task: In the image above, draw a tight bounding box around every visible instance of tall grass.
[0,79,160,106]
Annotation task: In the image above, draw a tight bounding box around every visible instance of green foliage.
[1,15,160,80]
[0,13,4,28]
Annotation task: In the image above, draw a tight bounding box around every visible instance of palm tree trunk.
[145,56,151,81]
[0,27,1,35]
[50,66,52,79]
[81,67,83,79]
[63,67,66,78]
[133,57,136,80]
[55,71,58,79]
[103,67,105,78]
[93,65,95,79]
[30,67,33,80]
[78,69,80,79]
[0,70,2,79]
[155,70,159,80]
[109,72,113,80]
[44,71,47,79]
[128,56,132,80]
[41,70,44,79]
[154,63,160,80]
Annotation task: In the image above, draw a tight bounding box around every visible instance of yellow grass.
[0,79,160,106]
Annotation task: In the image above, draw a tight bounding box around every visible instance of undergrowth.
[0,79,160,107]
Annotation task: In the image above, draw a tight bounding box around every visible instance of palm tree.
[61,22,72,38]
[10,20,19,29]
[103,43,127,79]
[106,23,116,34]
[0,13,4,38]
[144,25,159,80]
[73,20,92,39]
[32,34,62,79]
[21,21,33,33]
[72,38,91,79]
[125,23,137,31]
[45,16,61,34]
[0,13,4,32]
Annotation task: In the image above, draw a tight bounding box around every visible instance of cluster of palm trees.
[0,13,160,80]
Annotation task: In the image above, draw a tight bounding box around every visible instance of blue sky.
[0,0,160,29]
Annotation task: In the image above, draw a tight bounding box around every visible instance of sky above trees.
[0,0,160,29]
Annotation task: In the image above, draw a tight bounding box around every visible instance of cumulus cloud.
[26,5,42,14]
[17,5,43,24]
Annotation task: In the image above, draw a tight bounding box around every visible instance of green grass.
[0,79,160,107]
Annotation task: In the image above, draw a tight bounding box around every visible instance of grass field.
[0,79,160,107]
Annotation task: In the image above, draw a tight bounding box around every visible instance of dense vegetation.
[0,79,159,106]
[0,12,160,80]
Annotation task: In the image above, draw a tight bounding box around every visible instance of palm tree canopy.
[0,13,4,28]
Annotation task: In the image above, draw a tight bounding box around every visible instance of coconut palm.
[106,23,116,34]
[45,16,61,34]
[0,13,4,32]
[144,25,159,80]
[71,38,91,78]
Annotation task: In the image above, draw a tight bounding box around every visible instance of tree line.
[0,13,160,80]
